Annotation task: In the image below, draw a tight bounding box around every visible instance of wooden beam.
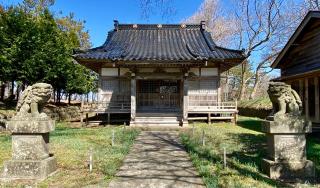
[315,77,320,121]
[305,78,309,119]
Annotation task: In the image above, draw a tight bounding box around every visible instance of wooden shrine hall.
[272,11,320,125]
[73,20,245,126]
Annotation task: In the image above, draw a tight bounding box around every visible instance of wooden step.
[136,113,181,117]
[135,117,180,121]
[134,119,180,124]
[132,113,182,126]
[188,116,234,120]
[130,122,181,127]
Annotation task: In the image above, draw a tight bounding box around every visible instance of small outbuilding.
[272,11,320,124]
[73,21,245,126]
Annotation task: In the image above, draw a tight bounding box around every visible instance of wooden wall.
[287,75,320,123]
[99,67,131,105]
[281,20,320,77]
[188,78,219,106]
[98,66,221,108]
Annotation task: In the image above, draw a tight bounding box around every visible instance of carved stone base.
[261,116,315,181]
[261,158,315,180]
[1,157,57,181]
[6,119,55,133]
[1,119,56,181]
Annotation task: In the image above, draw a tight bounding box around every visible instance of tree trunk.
[16,84,21,101]
[68,93,71,104]
[0,82,5,101]
[10,81,14,97]
[250,71,260,99]
[238,62,248,100]
[22,82,26,91]
[57,89,61,104]
[239,81,247,100]
[53,89,56,103]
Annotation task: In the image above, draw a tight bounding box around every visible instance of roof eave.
[73,56,245,63]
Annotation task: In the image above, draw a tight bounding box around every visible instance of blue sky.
[1,0,285,76]
[1,0,215,47]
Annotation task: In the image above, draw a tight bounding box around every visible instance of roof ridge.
[117,24,201,30]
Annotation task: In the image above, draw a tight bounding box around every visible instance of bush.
[238,97,272,119]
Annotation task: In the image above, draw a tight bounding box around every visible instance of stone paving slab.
[108,131,205,188]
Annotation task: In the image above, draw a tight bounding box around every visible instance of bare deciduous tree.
[139,0,176,21]
[247,0,307,99]
[183,0,238,46]
[306,0,320,10]
[185,0,306,100]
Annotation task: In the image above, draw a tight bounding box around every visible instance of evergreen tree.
[0,1,97,102]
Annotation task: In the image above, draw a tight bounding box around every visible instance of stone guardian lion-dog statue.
[14,83,53,119]
[267,82,302,118]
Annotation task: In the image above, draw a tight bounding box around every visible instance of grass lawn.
[0,123,140,187]
[180,116,320,188]
[1,116,320,187]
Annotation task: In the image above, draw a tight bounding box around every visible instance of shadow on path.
[108,131,205,188]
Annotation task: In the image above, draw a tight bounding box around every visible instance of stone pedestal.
[261,116,315,181]
[1,119,57,181]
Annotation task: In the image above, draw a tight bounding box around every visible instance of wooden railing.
[81,102,131,113]
[188,101,238,112]
[81,98,237,114]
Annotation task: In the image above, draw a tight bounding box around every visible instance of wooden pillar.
[233,113,237,125]
[80,95,84,126]
[107,113,110,125]
[183,76,189,127]
[130,74,136,124]
[97,76,102,102]
[299,79,304,99]
[235,99,238,124]
[85,113,89,126]
[305,78,309,119]
[315,77,319,122]
[217,66,221,104]
[80,112,83,125]
[208,113,211,125]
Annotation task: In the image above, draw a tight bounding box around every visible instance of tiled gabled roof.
[74,21,245,62]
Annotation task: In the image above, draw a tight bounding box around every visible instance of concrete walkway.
[108,131,205,188]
